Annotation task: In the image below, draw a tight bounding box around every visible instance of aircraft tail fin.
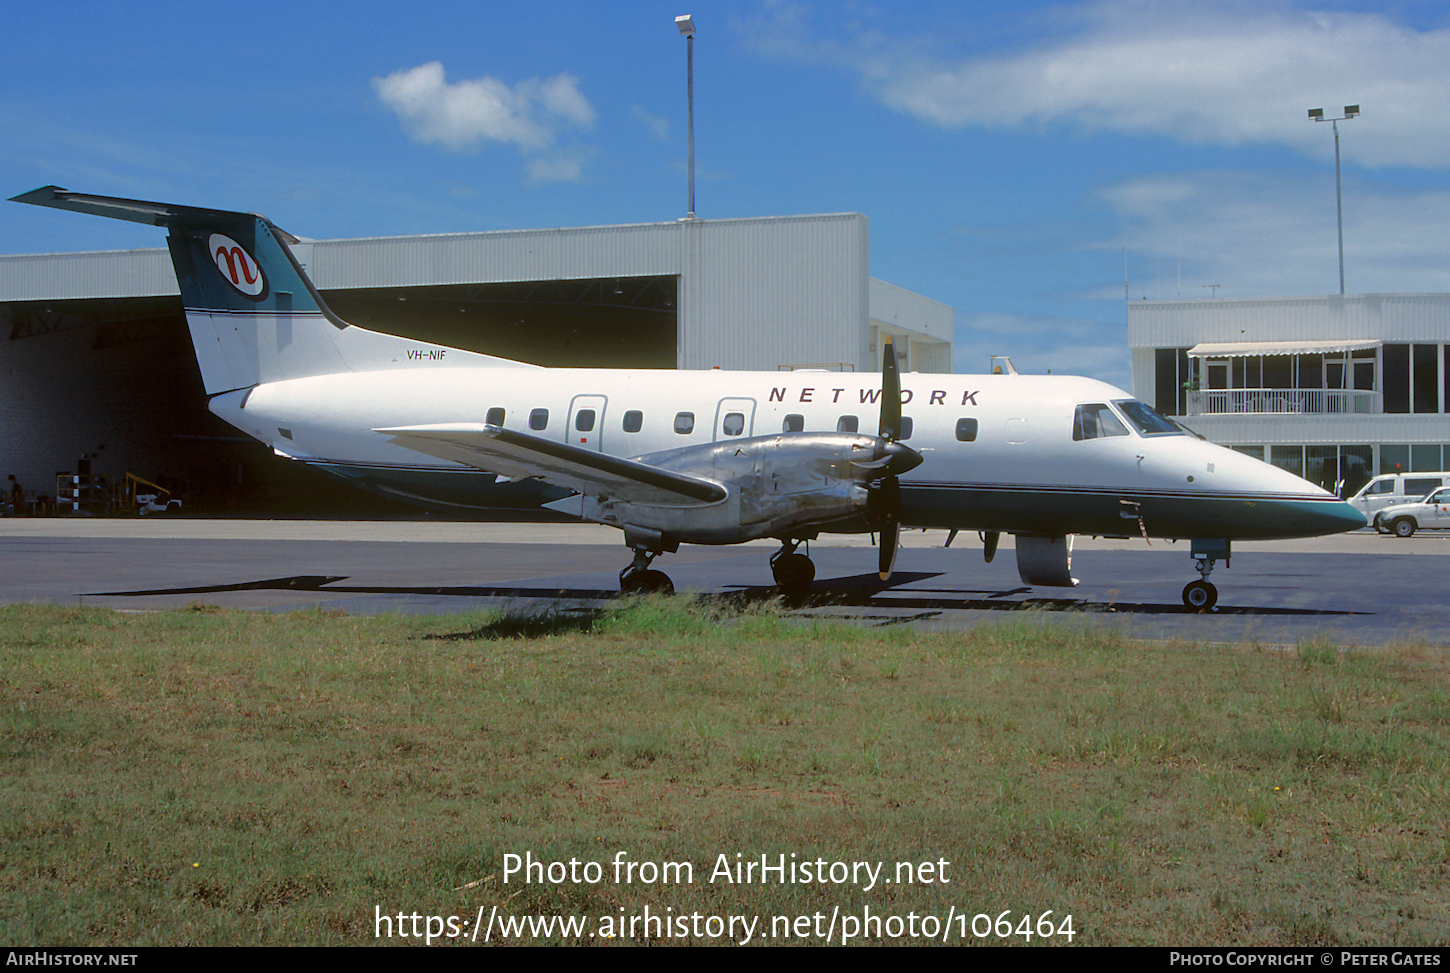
[11,186,533,395]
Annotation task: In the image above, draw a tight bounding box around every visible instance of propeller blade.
[877,475,901,580]
[879,335,901,441]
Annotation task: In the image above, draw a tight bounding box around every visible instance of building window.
[1384,345,1410,413]
[1412,444,1443,472]
[1155,348,1190,415]
[1414,344,1439,413]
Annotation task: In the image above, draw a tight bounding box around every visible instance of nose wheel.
[1182,579,1217,610]
[1182,546,1223,610]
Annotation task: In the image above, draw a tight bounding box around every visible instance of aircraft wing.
[376,424,727,506]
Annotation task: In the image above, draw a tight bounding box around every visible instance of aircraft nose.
[1317,499,1368,534]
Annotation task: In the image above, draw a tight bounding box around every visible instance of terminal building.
[0,212,953,512]
[1130,293,1450,496]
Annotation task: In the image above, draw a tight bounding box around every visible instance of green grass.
[1,600,1447,945]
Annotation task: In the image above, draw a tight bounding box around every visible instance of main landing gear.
[770,538,815,590]
[617,533,818,594]
[619,529,676,594]
[1182,538,1229,610]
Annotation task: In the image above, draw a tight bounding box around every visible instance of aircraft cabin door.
[714,398,756,441]
[568,395,608,451]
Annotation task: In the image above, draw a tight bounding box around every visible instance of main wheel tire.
[1393,517,1417,538]
[771,553,815,589]
[1183,579,1218,610]
[621,569,674,594]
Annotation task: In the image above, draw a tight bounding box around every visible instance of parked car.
[1350,472,1450,528]
[1374,487,1450,537]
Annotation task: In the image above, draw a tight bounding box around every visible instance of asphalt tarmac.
[3,519,1447,645]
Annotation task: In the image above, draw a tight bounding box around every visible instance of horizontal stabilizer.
[10,186,298,241]
[377,424,727,506]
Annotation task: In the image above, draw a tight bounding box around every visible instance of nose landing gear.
[1182,538,1229,610]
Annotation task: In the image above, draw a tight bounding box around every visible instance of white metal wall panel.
[869,278,953,343]
[0,249,178,300]
[676,215,869,371]
[308,222,683,288]
[1129,294,1450,349]
[1183,413,1450,446]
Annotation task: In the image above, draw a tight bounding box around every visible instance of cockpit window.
[1073,403,1129,441]
[1114,399,1182,437]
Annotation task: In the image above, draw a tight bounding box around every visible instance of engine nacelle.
[1015,533,1079,587]
[556,432,920,546]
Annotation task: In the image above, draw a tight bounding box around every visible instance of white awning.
[1187,339,1382,358]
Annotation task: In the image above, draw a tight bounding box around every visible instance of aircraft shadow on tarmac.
[88,571,1369,618]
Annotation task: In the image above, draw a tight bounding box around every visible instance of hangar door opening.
[322,275,679,369]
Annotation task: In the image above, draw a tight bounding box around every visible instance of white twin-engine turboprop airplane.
[14,186,1365,609]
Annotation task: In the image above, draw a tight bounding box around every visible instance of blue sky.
[5,0,1450,389]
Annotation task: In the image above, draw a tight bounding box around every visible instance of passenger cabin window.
[722,412,745,436]
[836,416,859,433]
[622,410,643,433]
[674,412,695,434]
[529,409,549,431]
[955,418,978,442]
[486,407,505,426]
[899,417,914,441]
[783,414,804,433]
[1073,403,1129,441]
[575,409,596,432]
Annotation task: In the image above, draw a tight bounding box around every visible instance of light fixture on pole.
[1307,104,1359,296]
[675,14,696,220]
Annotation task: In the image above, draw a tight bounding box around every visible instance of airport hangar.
[0,211,953,513]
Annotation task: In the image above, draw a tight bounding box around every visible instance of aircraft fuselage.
[215,366,1362,542]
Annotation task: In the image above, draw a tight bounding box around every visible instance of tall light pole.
[1308,104,1359,295]
[675,14,696,220]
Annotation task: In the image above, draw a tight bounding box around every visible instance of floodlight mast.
[676,15,697,220]
[1308,105,1360,296]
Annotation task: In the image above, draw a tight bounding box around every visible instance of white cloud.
[1100,170,1450,300]
[372,62,596,179]
[747,1,1450,168]
[632,105,671,141]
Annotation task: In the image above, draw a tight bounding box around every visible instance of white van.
[1349,472,1450,528]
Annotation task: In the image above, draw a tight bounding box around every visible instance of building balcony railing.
[1187,388,1380,416]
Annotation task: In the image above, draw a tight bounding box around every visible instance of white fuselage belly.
[213,366,1353,540]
